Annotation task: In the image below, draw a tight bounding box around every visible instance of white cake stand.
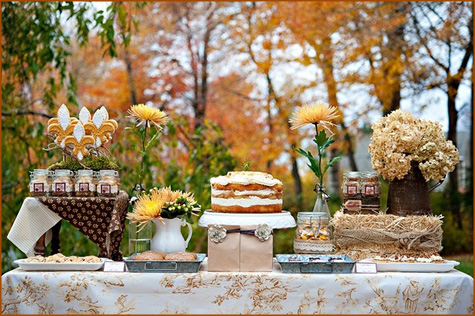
[198,210,296,229]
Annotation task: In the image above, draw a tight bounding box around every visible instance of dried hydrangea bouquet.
[369,110,459,216]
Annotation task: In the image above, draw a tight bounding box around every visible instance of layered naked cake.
[210,171,283,213]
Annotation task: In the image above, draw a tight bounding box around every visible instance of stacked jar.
[97,170,120,197]
[342,171,381,214]
[361,171,381,213]
[29,169,52,196]
[342,172,362,214]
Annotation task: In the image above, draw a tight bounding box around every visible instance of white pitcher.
[151,218,192,253]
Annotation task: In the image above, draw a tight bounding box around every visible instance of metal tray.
[124,253,205,273]
[276,254,355,274]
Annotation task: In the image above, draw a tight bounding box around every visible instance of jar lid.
[344,171,361,179]
[77,169,94,176]
[54,169,73,176]
[32,169,49,175]
[99,170,119,177]
[363,171,379,177]
[297,212,329,220]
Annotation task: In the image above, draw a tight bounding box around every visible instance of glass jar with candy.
[52,169,74,196]
[97,170,120,197]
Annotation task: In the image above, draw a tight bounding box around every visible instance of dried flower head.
[369,110,459,181]
[128,104,168,128]
[289,103,339,134]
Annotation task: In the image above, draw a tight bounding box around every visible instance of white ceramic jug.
[151,218,192,253]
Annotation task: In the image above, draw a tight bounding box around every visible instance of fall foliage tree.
[409,2,473,229]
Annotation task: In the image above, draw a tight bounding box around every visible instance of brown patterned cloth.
[37,191,129,260]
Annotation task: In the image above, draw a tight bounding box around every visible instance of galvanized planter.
[276,254,355,274]
[124,253,206,273]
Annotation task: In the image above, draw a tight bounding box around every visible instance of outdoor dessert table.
[2,260,473,314]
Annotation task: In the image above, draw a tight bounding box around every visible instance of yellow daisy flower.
[128,104,168,128]
[289,103,339,134]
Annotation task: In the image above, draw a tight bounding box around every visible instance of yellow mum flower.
[128,104,168,128]
[127,187,198,229]
[289,103,339,134]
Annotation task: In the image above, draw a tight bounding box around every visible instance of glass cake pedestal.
[198,210,296,229]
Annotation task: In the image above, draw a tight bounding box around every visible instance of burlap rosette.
[330,210,443,261]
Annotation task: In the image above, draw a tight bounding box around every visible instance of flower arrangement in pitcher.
[127,187,201,231]
[289,103,342,188]
[369,110,459,181]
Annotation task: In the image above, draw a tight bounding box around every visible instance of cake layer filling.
[211,189,282,199]
[211,197,282,208]
[213,189,275,196]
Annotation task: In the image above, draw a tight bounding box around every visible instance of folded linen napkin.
[7,197,62,257]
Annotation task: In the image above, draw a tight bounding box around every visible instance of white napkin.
[8,197,62,257]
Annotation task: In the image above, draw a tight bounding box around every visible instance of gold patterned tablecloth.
[2,261,473,314]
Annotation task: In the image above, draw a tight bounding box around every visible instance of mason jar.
[342,171,362,214]
[75,169,96,197]
[52,169,74,196]
[293,212,333,254]
[29,169,51,196]
[361,171,381,214]
[97,170,120,197]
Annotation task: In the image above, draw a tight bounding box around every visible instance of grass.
[447,254,473,276]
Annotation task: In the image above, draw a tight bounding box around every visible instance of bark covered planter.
[387,161,432,216]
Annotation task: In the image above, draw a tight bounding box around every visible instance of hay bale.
[330,210,443,261]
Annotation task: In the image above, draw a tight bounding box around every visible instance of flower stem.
[138,121,148,186]
[314,123,323,187]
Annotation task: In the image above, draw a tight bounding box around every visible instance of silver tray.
[124,253,205,273]
[276,254,355,274]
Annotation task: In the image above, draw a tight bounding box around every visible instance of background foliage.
[2,2,473,274]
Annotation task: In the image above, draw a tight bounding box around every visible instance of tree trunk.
[382,3,406,116]
[194,26,210,131]
[340,121,358,171]
[319,37,341,193]
[290,151,303,209]
[124,47,137,105]
[330,148,340,195]
[265,74,274,172]
[447,82,462,229]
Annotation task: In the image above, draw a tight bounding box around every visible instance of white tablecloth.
[2,261,473,314]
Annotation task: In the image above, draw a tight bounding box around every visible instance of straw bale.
[330,210,443,260]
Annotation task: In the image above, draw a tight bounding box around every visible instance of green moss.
[48,155,119,171]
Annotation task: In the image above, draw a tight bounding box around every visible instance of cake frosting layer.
[211,171,282,187]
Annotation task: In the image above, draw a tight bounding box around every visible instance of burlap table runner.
[37,190,129,260]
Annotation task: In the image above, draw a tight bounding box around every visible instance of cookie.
[63,122,95,160]
[84,108,118,147]
[47,104,78,148]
